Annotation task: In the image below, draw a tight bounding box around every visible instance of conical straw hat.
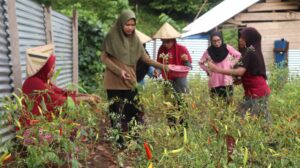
[26,44,55,77]
[136,29,152,44]
[152,22,181,39]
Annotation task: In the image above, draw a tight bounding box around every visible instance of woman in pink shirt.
[199,31,241,103]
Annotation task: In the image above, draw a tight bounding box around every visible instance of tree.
[130,0,222,22]
[34,0,130,32]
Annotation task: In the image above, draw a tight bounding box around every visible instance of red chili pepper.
[143,142,152,160]
[210,122,219,135]
[30,119,39,125]
[59,127,62,136]
[192,102,196,109]
[224,134,235,163]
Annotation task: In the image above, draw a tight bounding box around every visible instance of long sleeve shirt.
[101,52,165,90]
[199,45,241,88]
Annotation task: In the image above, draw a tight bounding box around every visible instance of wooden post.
[7,0,22,94]
[44,6,53,44]
[72,9,78,84]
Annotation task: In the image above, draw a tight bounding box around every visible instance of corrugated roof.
[182,0,260,37]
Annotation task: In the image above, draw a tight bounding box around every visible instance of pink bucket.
[168,65,191,78]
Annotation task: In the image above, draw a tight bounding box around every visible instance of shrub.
[0,90,104,167]
[78,19,106,93]
[114,76,300,167]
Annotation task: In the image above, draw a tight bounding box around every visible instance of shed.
[183,0,300,77]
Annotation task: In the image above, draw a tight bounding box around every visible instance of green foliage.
[135,8,161,36]
[223,28,239,49]
[35,0,130,32]
[148,0,200,17]
[77,19,106,93]
[158,13,184,31]
[136,8,185,36]
[1,71,299,167]
[32,0,52,6]
[133,0,222,21]
[268,64,289,93]
[133,0,223,37]
[0,90,104,167]
[111,75,300,167]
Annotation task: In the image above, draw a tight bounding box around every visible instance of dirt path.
[84,116,118,168]
[85,142,117,168]
[84,114,134,168]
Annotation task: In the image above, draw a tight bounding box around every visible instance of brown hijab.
[102,10,145,66]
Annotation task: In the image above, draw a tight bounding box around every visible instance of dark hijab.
[240,27,267,79]
[207,31,229,63]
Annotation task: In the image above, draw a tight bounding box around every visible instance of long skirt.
[238,95,271,121]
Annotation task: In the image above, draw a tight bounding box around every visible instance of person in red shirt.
[153,23,192,93]
[153,23,192,126]
[208,27,271,121]
[21,45,100,126]
[156,38,192,92]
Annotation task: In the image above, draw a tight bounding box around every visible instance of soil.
[84,115,134,168]
[84,115,118,168]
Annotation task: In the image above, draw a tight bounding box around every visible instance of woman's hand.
[207,61,219,73]
[90,94,101,103]
[120,70,131,80]
[153,69,160,78]
[181,54,188,61]
[76,94,101,105]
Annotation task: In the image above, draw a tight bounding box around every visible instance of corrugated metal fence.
[0,0,78,144]
[16,0,47,82]
[51,11,74,87]
[288,50,300,78]
[0,0,14,143]
[146,38,209,77]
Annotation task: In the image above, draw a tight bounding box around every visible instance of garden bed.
[1,73,300,167]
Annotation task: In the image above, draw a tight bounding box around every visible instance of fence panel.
[288,50,300,78]
[0,0,15,144]
[51,11,73,87]
[16,0,47,82]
